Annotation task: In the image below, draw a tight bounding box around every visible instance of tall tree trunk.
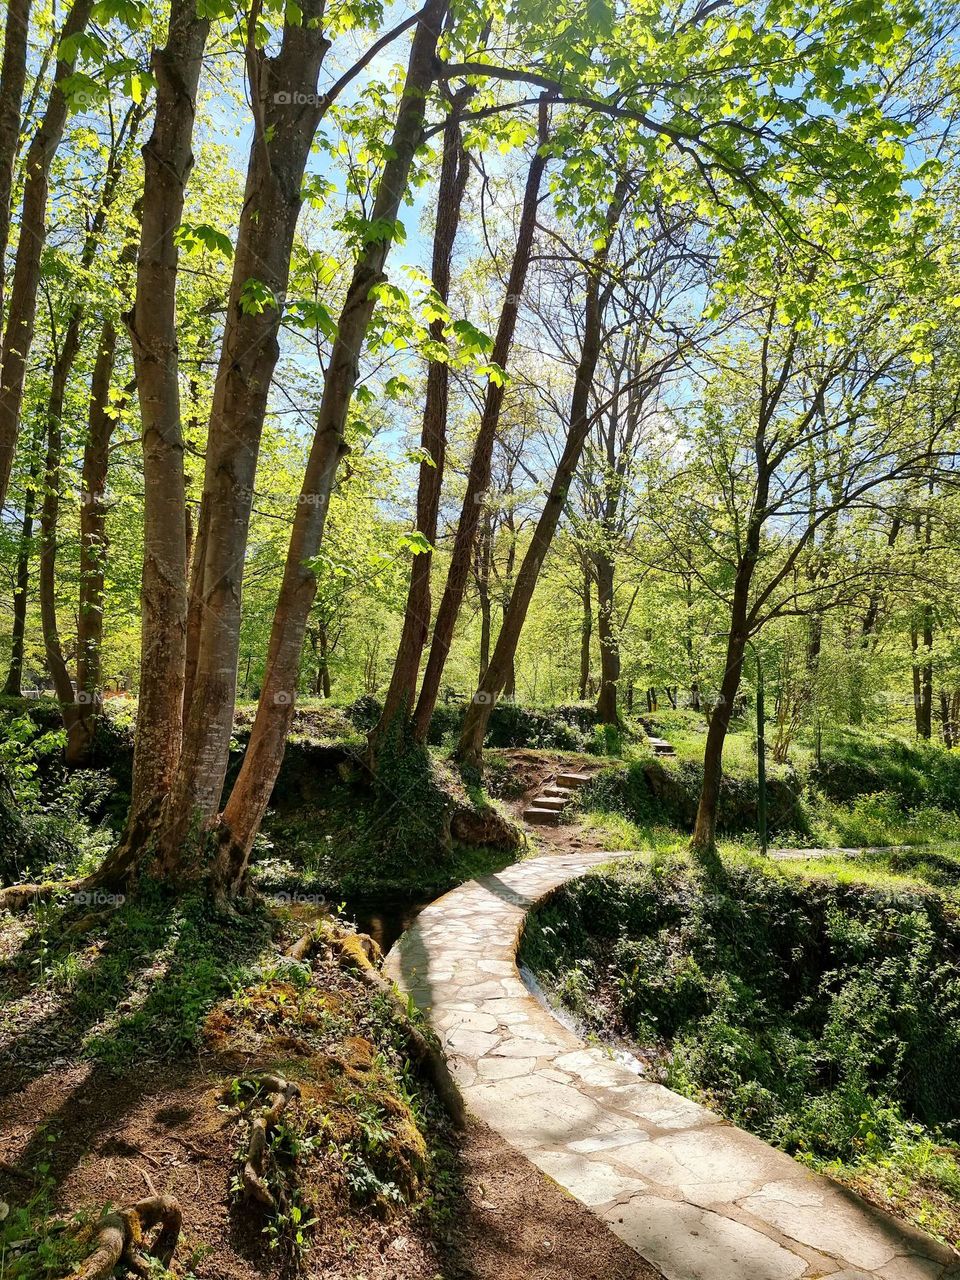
[370,87,472,747]
[125,0,209,828]
[456,184,627,765]
[316,623,331,698]
[4,431,41,695]
[0,0,94,512]
[155,3,332,870]
[215,0,449,888]
[578,561,592,700]
[38,386,84,759]
[476,515,492,681]
[36,119,141,758]
[914,607,933,739]
[0,0,31,316]
[595,551,619,724]
[74,320,123,762]
[860,514,901,646]
[940,690,953,750]
[411,103,550,741]
[690,575,751,860]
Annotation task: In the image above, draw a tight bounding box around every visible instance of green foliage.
[0,709,120,885]
[524,860,960,1244]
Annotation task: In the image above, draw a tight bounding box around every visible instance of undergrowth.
[522,855,960,1247]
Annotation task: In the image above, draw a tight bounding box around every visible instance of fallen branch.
[70,1192,181,1280]
[0,878,84,913]
[239,1073,301,1210]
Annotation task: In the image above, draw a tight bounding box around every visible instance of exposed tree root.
[70,1192,181,1280]
[239,1073,301,1210]
[288,923,466,1129]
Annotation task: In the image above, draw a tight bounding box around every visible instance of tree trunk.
[578,562,592,700]
[317,623,331,699]
[4,432,41,696]
[940,690,953,750]
[913,607,933,739]
[207,0,449,890]
[411,102,550,741]
[860,514,901,645]
[74,320,122,762]
[371,86,472,746]
[691,611,747,861]
[595,551,619,724]
[0,0,94,512]
[0,0,31,316]
[38,384,84,760]
[156,2,331,871]
[456,184,627,765]
[476,515,492,681]
[120,0,210,837]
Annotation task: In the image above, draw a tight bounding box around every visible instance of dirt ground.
[0,1061,659,1280]
[453,1117,660,1280]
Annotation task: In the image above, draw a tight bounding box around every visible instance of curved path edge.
[385,850,960,1280]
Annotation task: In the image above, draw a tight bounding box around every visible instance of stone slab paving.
[384,850,960,1280]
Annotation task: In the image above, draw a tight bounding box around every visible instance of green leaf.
[175,222,234,260]
[397,530,433,555]
[239,278,278,315]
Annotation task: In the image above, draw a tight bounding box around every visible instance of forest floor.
[0,769,662,1280]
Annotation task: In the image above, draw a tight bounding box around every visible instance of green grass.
[0,884,273,1074]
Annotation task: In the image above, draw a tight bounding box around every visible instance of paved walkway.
[385,850,960,1280]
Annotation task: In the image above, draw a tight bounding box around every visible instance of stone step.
[540,785,573,799]
[531,795,566,811]
[556,771,593,788]
[523,806,561,825]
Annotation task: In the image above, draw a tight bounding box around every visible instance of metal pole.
[756,650,767,856]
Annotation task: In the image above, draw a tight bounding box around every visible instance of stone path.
[385,850,960,1280]
[523,768,594,826]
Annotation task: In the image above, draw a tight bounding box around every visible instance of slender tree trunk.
[371,87,471,746]
[595,551,619,724]
[38,385,84,758]
[860,514,901,645]
[411,103,550,741]
[475,513,493,680]
[0,0,94,512]
[74,320,122,762]
[215,0,449,888]
[0,0,31,316]
[4,432,41,696]
[121,0,210,833]
[317,623,331,698]
[579,562,592,700]
[456,185,627,765]
[155,3,332,871]
[501,527,517,699]
[940,690,953,750]
[914,606,933,739]
[690,581,750,859]
[37,123,141,757]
